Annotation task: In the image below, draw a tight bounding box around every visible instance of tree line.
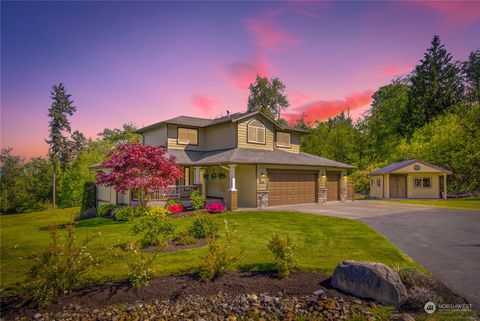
[1,35,479,213]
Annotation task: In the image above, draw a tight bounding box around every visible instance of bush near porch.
[0,207,421,295]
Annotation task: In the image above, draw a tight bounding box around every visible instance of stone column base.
[257,191,268,208]
[340,187,347,202]
[318,188,328,204]
[226,190,238,211]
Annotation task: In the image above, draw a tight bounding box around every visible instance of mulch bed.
[1,271,344,318]
[141,238,208,253]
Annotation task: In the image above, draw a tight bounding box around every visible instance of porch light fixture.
[260,173,267,179]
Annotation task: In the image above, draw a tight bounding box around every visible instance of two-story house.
[95,110,353,210]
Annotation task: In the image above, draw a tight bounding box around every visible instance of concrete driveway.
[265,201,480,310]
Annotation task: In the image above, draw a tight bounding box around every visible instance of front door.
[389,175,407,198]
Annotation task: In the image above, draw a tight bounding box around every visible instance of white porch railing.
[148,185,200,201]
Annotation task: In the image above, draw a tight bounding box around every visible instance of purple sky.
[1,1,479,157]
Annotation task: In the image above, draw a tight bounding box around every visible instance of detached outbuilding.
[369,160,452,199]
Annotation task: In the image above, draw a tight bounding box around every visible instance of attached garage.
[268,170,318,206]
[326,172,340,201]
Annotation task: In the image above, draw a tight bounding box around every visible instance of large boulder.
[331,260,407,306]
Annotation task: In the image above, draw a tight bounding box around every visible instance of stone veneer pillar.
[257,191,268,208]
[318,189,328,204]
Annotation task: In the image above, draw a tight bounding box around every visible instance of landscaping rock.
[331,260,408,306]
[392,313,416,321]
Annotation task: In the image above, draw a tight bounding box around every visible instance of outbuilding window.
[414,177,432,189]
[276,131,291,147]
[247,119,266,144]
[376,178,381,187]
[177,127,198,145]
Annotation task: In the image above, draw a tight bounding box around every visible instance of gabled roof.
[135,110,308,134]
[369,159,452,175]
[167,148,354,168]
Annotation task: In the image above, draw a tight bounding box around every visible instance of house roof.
[369,159,452,175]
[135,110,308,134]
[166,148,354,168]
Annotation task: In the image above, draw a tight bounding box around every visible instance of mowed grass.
[380,197,480,210]
[1,208,420,294]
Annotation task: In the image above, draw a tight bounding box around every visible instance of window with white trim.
[247,119,266,144]
[177,127,198,145]
[414,177,432,189]
[276,131,291,147]
[376,178,381,187]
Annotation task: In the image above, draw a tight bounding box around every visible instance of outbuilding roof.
[166,148,354,168]
[369,159,452,175]
[135,110,308,134]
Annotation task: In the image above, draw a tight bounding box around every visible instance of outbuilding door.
[389,175,407,198]
[326,173,340,201]
[268,170,317,206]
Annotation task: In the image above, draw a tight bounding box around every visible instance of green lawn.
[379,197,480,210]
[0,207,420,294]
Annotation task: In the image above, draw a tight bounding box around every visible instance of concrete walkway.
[264,201,480,310]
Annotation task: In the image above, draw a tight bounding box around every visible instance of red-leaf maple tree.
[96,143,183,206]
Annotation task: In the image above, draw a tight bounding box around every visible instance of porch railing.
[149,185,200,201]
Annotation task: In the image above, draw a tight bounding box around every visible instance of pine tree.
[462,49,480,105]
[46,83,76,207]
[402,35,464,136]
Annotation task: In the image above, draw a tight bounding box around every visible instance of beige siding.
[275,132,300,153]
[392,161,442,173]
[167,124,205,150]
[97,184,116,205]
[204,123,236,150]
[370,175,384,199]
[407,173,441,199]
[117,191,130,205]
[143,125,167,147]
[237,116,274,150]
[236,165,257,207]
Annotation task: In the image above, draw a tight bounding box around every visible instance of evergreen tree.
[247,75,290,120]
[46,83,76,207]
[462,49,480,105]
[402,35,463,136]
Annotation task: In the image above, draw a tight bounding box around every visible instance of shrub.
[125,242,155,287]
[165,199,182,207]
[205,201,226,213]
[113,206,164,221]
[98,204,121,217]
[23,224,100,307]
[167,203,184,214]
[190,190,205,210]
[188,214,218,239]
[199,218,237,281]
[130,207,175,247]
[80,181,96,214]
[267,232,296,278]
[176,233,197,245]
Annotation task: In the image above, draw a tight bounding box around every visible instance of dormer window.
[177,127,198,145]
[276,131,291,147]
[247,119,266,144]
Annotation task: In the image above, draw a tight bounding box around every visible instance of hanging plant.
[204,167,227,181]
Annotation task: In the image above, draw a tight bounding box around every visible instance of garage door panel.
[326,173,340,201]
[268,170,317,206]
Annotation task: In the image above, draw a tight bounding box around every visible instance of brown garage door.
[389,174,407,198]
[326,173,340,201]
[268,170,317,206]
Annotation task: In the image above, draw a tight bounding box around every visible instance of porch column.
[443,174,448,199]
[194,166,204,198]
[227,164,238,211]
[184,167,190,185]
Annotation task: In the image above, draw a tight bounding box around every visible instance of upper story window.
[276,131,291,147]
[177,127,198,145]
[247,119,266,144]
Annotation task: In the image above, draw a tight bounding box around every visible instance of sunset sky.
[1,1,479,158]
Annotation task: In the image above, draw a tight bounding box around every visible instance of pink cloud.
[191,94,222,114]
[245,17,300,51]
[380,64,413,77]
[415,1,480,27]
[284,90,374,123]
[222,61,269,89]
[288,89,311,106]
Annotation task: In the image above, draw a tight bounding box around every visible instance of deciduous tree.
[247,75,290,120]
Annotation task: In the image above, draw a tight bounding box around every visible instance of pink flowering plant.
[96,143,183,206]
[205,201,226,213]
[167,203,184,214]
